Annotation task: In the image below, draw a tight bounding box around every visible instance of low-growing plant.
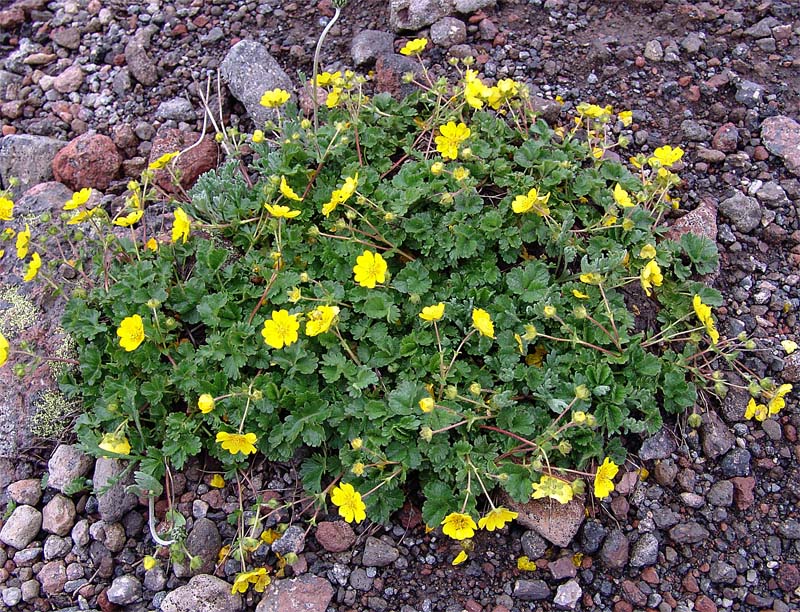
[0,40,791,572]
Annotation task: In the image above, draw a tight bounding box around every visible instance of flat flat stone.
[505,494,585,547]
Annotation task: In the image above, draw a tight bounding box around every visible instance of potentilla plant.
[0,39,792,578]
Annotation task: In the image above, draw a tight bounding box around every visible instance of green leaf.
[499,463,533,502]
[679,233,719,275]
[421,480,458,527]
[506,261,550,302]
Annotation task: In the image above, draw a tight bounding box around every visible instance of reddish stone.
[712,123,739,153]
[731,476,756,509]
[641,567,660,584]
[704,73,730,89]
[37,561,66,595]
[614,601,633,612]
[397,501,422,529]
[200,488,224,510]
[0,7,25,29]
[753,145,769,161]
[52,132,122,191]
[682,573,700,593]
[694,594,717,612]
[149,128,219,194]
[685,85,701,102]
[635,56,646,68]
[621,579,647,606]
[315,521,356,553]
[762,115,800,176]
[192,14,209,27]
[678,75,692,87]
[777,564,800,591]
[97,589,116,612]
[464,599,482,612]
[665,197,718,245]
[172,24,188,36]
[610,495,630,519]
[2,125,17,136]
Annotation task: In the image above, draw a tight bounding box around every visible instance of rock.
[390,0,449,32]
[718,191,762,233]
[107,575,142,605]
[362,536,399,567]
[600,528,629,569]
[125,27,159,86]
[375,53,422,99]
[93,457,138,523]
[513,579,550,600]
[0,6,25,29]
[777,564,800,591]
[712,123,739,152]
[761,115,800,177]
[782,352,800,383]
[505,495,585,548]
[0,505,42,549]
[669,522,709,544]
[521,530,548,559]
[43,534,71,560]
[554,579,582,610]
[700,411,735,459]
[694,594,717,612]
[148,127,218,194]
[271,524,305,557]
[720,448,751,477]
[20,579,39,602]
[530,95,562,124]
[48,444,94,493]
[351,30,394,67]
[161,574,243,612]
[707,480,734,507]
[681,119,709,142]
[144,566,167,592]
[629,533,659,567]
[665,197,718,244]
[37,560,66,595]
[579,520,606,554]
[549,555,577,580]
[453,0,496,12]
[681,32,703,55]
[653,459,678,486]
[220,40,293,127]
[7,479,42,506]
[0,134,66,194]
[52,132,122,191]
[735,80,764,107]
[731,476,756,509]
[53,65,84,94]
[2,586,22,607]
[315,521,356,553]
[174,518,221,578]
[348,567,373,591]
[639,428,677,460]
[430,17,467,48]
[754,181,789,208]
[51,27,82,50]
[644,40,663,61]
[42,494,76,536]
[255,574,334,612]
[155,97,196,122]
[709,561,736,584]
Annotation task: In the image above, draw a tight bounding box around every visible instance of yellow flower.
[322,173,359,216]
[487,78,519,110]
[260,88,290,108]
[0,331,9,367]
[351,462,365,476]
[477,507,518,531]
[326,87,342,108]
[330,482,367,524]
[639,244,657,259]
[261,309,300,349]
[353,250,387,289]
[260,529,280,545]
[543,305,556,319]
[431,161,445,175]
[216,431,258,455]
[781,340,798,354]
[472,308,495,339]
[452,166,470,182]
[692,295,719,344]
[435,121,471,161]
[265,203,301,219]
[113,209,144,227]
[593,457,619,499]
[572,289,589,299]
[0,196,13,221]
[145,238,159,252]
[288,287,302,303]
[305,305,339,337]
[767,384,792,415]
[23,252,41,282]
[613,183,634,208]
[650,144,684,167]
[400,38,428,56]
[63,188,92,210]
[16,224,31,259]
[618,110,633,126]
[441,512,477,540]
[198,393,215,414]
[577,102,612,120]
[419,397,435,413]
[640,260,663,297]
[531,475,574,504]
[210,474,225,488]
[98,432,131,456]
[279,176,303,201]
[419,303,445,322]
[231,568,270,594]
[463,70,492,109]
[172,207,191,243]
[512,188,551,215]
[142,555,157,571]
[148,151,180,170]
[67,208,99,225]
[117,314,145,351]
[745,397,767,421]
[350,437,363,450]
[579,272,603,285]
[252,130,264,143]
[452,550,468,566]
[314,71,340,87]
[517,556,537,571]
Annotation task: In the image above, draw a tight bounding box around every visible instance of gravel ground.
[0,1,799,611]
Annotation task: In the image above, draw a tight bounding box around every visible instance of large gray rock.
[41,494,76,536]
[700,410,735,459]
[506,494,585,547]
[256,574,334,612]
[161,574,242,612]
[718,191,762,233]
[124,27,159,86]
[220,41,293,128]
[351,30,394,67]
[390,0,450,32]
[761,115,800,176]
[47,444,94,493]
[106,575,142,605]
[0,505,42,549]
[93,458,138,523]
[0,134,66,194]
[453,0,496,12]
[174,518,221,578]
[430,17,467,48]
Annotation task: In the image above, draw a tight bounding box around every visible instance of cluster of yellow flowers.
[745,383,792,422]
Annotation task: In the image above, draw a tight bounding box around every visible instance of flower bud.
[402,72,415,83]
[445,385,458,400]
[687,413,702,428]
[350,437,363,450]
[469,382,482,396]
[146,298,161,309]
[419,397,435,413]
[351,462,365,476]
[744,339,756,350]
[573,306,587,320]
[409,293,421,305]
[714,381,728,398]
[523,324,538,341]
[440,193,454,205]
[300,118,312,129]
[250,389,263,401]
[543,305,556,319]
[573,410,587,424]
[574,384,590,400]
[558,440,572,455]
[459,147,473,160]
[384,212,396,222]
[299,272,310,283]
[345,209,357,220]
[570,478,586,495]
[748,381,761,397]
[283,552,298,565]
[198,394,215,414]
[431,161,444,176]
[165,317,177,329]
[420,426,433,442]
[585,414,597,427]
